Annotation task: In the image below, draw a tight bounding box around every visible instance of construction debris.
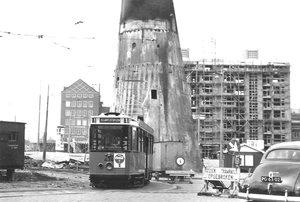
[24,152,89,171]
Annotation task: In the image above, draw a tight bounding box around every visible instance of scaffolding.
[185,60,291,158]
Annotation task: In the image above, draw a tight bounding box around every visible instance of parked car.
[239,141,300,201]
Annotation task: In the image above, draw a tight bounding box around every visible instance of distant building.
[291,109,300,141]
[181,48,190,61]
[59,79,102,152]
[243,50,259,59]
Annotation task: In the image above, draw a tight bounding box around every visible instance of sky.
[0,0,299,142]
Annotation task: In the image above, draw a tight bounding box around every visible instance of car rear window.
[266,149,300,160]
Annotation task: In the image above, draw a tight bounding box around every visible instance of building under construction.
[184,59,291,158]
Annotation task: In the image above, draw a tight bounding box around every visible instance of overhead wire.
[0,29,95,50]
[0,30,95,40]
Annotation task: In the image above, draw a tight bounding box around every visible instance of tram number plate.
[261,176,282,183]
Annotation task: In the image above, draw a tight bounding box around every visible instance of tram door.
[144,136,149,179]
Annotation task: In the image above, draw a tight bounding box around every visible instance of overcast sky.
[0,0,299,142]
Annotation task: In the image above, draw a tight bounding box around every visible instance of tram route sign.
[203,167,240,182]
[114,153,125,168]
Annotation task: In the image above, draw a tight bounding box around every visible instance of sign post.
[198,166,240,197]
[199,139,241,197]
[193,114,205,144]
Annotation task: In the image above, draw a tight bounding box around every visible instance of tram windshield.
[90,125,129,151]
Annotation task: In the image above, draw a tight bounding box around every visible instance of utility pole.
[37,80,41,151]
[43,85,49,161]
[219,71,224,167]
[215,70,224,167]
[68,115,71,153]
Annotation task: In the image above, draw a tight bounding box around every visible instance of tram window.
[144,136,148,153]
[123,135,128,150]
[132,127,137,151]
[139,131,144,152]
[150,135,152,153]
[128,129,132,150]
[90,125,129,151]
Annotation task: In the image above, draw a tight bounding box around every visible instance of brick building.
[59,79,101,152]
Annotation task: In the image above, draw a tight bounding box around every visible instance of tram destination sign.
[100,118,121,123]
[203,167,240,182]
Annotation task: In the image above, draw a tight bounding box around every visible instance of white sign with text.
[203,167,240,182]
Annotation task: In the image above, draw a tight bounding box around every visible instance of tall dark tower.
[112,0,201,171]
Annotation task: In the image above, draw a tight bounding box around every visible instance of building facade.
[184,60,291,158]
[60,79,101,152]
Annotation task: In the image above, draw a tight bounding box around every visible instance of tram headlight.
[105,162,114,171]
[98,163,104,169]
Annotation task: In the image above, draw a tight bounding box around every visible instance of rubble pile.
[24,152,89,171]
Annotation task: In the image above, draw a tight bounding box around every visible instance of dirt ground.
[0,167,90,190]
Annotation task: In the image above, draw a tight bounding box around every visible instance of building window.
[76,128,81,135]
[82,119,87,126]
[72,94,76,98]
[65,101,70,107]
[225,109,233,118]
[71,128,75,134]
[151,89,157,99]
[71,119,76,125]
[203,74,213,81]
[274,86,280,94]
[65,110,71,116]
[281,111,285,118]
[293,131,300,138]
[89,94,94,98]
[77,94,82,98]
[191,97,196,107]
[71,110,76,116]
[224,121,233,129]
[88,110,93,116]
[8,132,18,141]
[88,101,93,108]
[77,110,81,116]
[71,101,76,107]
[203,97,213,105]
[82,110,87,117]
[66,94,71,98]
[65,119,70,125]
[83,101,87,108]
[202,85,212,94]
[77,101,82,107]
[83,94,88,98]
[77,119,81,126]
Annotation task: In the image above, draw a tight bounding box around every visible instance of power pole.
[37,80,41,151]
[43,85,49,161]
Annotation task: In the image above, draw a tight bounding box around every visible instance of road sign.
[203,167,240,182]
[193,114,205,120]
[227,139,240,155]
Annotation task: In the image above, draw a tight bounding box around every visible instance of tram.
[89,112,154,188]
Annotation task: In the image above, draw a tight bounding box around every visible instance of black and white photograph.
[1,0,300,201]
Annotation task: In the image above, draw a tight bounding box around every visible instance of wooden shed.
[0,121,26,181]
[224,143,265,173]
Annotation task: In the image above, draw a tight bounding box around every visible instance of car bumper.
[239,192,300,202]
